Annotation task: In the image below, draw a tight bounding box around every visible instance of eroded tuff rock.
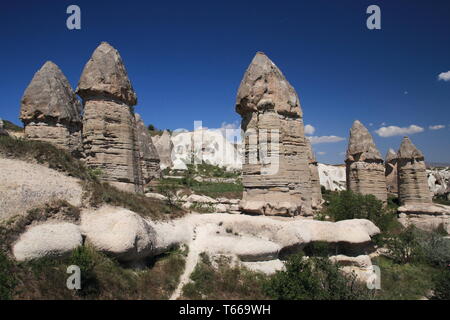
[397,137,432,204]
[77,42,142,193]
[345,120,387,203]
[152,130,174,170]
[306,139,322,209]
[236,52,312,216]
[135,114,161,184]
[20,61,82,154]
[0,119,9,137]
[385,148,398,194]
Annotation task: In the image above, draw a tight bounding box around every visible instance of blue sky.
[0,0,449,164]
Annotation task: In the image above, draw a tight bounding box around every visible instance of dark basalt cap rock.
[20,61,82,124]
[77,42,137,106]
[398,136,424,160]
[346,120,382,161]
[236,52,302,117]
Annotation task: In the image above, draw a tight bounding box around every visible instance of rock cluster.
[345,120,387,203]
[306,139,322,209]
[385,148,398,194]
[152,130,174,170]
[18,43,161,193]
[236,52,312,216]
[397,137,432,204]
[20,61,82,155]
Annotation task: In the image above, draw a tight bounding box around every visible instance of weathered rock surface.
[236,52,312,216]
[345,120,387,202]
[0,119,9,136]
[385,148,398,194]
[80,206,156,262]
[0,158,83,221]
[12,222,82,261]
[20,61,82,154]
[306,139,322,209]
[152,130,174,170]
[135,113,161,184]
[318,164,346,191]
[398,203,450,233]
[397,137,432,204]
[77,42,142,193]
[428,167,450,196]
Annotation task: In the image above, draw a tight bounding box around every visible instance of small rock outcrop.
[80,206,156,263]
[236,52,312,216]
[345,120,387,203]
[306,139,322,209]
[20,61,82,154]
[135,113,161,184]
[397,137,432,204]
[13,223,82,261]
[77,42,142,193]
[152,130,174,170]
[385,148,398,194]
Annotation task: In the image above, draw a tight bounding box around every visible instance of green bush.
[0,251,16,300]
[431,268,450,300]
[326,190,398,232]
[70,246,100,297]
[264,253,372,300]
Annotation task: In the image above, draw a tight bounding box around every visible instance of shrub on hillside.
[264,253,372,300]
[325,190,399,232]
[0,251,16,300]
[431,268,450,300]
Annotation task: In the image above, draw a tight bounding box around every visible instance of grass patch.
[372,256,438,300]
[181,253,268,300]
[0,245,186,300]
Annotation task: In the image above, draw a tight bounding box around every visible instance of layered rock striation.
[397,137,432,204]
[345,120,387,203]
[135,113,161,184]
[236,52,312,216]
[306,139,322,209]
[20,61,82,154]
[77,42,142,193]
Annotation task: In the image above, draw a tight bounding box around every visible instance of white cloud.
[308,135,345,144]
[375,125,424,137]
[369,123,373,127]
[220,121,240,130]
[317,151,326,155]
[381,122,387,126]
[438,71,450,81]
[304,124,315,135]
[429,125,445,130]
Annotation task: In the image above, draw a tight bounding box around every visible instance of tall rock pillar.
[76,42,142,193]
[397,137,432,204]
[306,139,322,209]
[20,61,82,155]
[236,52,312,216]
[345,120,387,203]
[135,113,161,184]
[385,148,398,194]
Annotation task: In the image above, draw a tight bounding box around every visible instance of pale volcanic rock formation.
[235,52,312,216]
[385,148,398,194]
[77,42,142,193]
[397,137,432,204]
[152,130,174,170]
[135,113,161,184]
[20,61,82,154]
[0,119,9,137]
[306,139,322,209]
[345,120,387,203]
